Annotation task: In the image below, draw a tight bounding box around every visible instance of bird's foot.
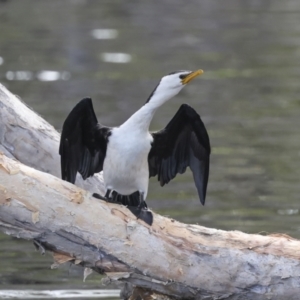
[93,191,153,225]
[127,206,153,226]
[127,192,153,225]
[92,193,107,201]
[93,190,117,203]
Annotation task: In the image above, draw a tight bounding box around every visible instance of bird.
[59,69,211,225]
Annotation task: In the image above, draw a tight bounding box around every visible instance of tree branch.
[1,83,300,300]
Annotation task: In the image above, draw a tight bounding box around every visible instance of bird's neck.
[121,88,176,132]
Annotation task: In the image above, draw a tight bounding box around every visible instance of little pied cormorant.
[59,70,211,225]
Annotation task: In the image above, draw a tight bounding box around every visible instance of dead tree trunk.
[0,83,105,194]
[1,83,300,300]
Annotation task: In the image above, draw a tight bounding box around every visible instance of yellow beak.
[181,69,204,85]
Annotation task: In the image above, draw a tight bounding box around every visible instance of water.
[1,0,300,298]
[0,290,119,299]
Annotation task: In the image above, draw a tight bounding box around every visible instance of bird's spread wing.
[148,104,211,204]
[59,98,110,183]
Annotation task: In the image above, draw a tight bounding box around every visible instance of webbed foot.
[92,193,107,201]
[127,206,153,226]
[93,189,116,203]
[93,191,153,225]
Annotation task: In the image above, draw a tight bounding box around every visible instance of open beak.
[181,69,204,85]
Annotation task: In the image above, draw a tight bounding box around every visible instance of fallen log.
[1,83,300,300]
[0,83,105,194]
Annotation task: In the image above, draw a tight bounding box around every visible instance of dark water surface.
[1,0,300,297]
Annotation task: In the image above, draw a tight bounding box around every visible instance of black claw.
[93,189,112,201]
[93,191,121,204]
[140,210,153,225]
[92,193,107,200]
[105,189,112,199]
[127,206,153,226]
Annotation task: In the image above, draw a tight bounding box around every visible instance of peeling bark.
[1,83,300,300]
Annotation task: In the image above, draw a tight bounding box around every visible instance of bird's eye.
[179,74,186,79]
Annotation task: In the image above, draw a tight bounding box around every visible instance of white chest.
[103,127,153,196]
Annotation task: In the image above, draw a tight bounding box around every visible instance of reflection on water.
[277,209,299,216]
[91,29,119,40]
[5,71,71,81]
[37,71,71,81]
[101,53,132,63]
[1,0,300,297]
[6,70,33,81]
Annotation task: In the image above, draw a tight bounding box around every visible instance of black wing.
[59,98,111,183]
[148,104,211,205]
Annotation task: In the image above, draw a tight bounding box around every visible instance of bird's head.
[146,69,204,104]
[163,69,204,88]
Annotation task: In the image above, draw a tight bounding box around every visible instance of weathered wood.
[0,83,105,194]
[1,83,300,300]
[1,153,300,300]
